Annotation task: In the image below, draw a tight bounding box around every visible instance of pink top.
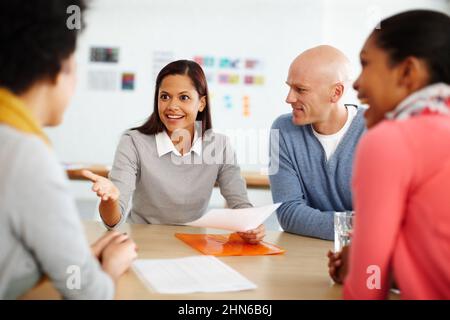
[344,115,450,299]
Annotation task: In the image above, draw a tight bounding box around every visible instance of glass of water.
[334,211,354,252]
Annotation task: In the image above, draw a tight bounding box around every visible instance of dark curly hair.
[373,10,450,85]
[0,0,87,94]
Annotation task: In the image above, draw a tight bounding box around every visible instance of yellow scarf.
[0,87,50,145]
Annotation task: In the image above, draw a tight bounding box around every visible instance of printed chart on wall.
[87,46,136,92]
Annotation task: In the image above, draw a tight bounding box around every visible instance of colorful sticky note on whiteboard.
[224,95,232,109]
[243,96,250,117]
[193,56,215,67]
[245,59,259,69]
[244,75,264,86]
[193,56,204,65]
[219,58,240,69]
[204,56,215,67]
[244,75,254,85]
[218,74,239,85]
[229,59,240,69]
[218,73,229,84]
[219,58,230,68]
[254,75,265,85]
[229,74,239,84]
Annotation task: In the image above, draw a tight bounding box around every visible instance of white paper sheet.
[185,203,281,232]
[133,256,257,294]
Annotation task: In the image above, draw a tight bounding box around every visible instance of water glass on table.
[334,211,354,253]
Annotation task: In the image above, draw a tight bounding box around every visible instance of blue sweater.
[269,107,366,240]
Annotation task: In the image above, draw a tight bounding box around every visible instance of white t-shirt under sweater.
[312,105,358,161]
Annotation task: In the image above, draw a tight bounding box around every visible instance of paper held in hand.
[185,203,282,232]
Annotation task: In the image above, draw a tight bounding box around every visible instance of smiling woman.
[134,60,212,140]
[157,74,207,153]
[81,60,267,244]
[337,10,450,300]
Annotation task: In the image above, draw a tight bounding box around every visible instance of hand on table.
[327,245,350,284]
[100,233,138,282]
[91,231,122,259]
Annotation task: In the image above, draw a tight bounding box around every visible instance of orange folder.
[175,233,286,256]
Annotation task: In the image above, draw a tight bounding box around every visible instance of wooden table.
[241,172,270,189]
[22,221,345,300]
[66,164,270,189]
[65,164,110,180]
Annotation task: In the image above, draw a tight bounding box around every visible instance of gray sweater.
[108,129,252,228]
[0,125,114,299]
[269,107,366,240]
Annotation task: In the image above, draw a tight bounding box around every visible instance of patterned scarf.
[385,82,450,121]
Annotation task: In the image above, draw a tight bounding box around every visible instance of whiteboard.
[45,0,324,172]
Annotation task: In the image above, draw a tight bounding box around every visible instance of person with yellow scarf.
[0,0,136,299]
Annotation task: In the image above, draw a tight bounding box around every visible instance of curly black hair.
[0,0,87,94]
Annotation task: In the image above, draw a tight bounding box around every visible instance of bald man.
[269,45,366,240]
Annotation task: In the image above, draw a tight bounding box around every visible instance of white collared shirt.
[155,122,202,157]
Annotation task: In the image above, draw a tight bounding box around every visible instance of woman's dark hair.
[133,60,212,136]
[372,10,450,85]
[0,0,87,94]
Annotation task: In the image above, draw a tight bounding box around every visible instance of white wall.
[46,0,324,170]
[321,0,450,88]
[47,0,449,219]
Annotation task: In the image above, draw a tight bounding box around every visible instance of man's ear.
[198,96,206,112]
[396,56,430,92]
[330,82,345,103]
